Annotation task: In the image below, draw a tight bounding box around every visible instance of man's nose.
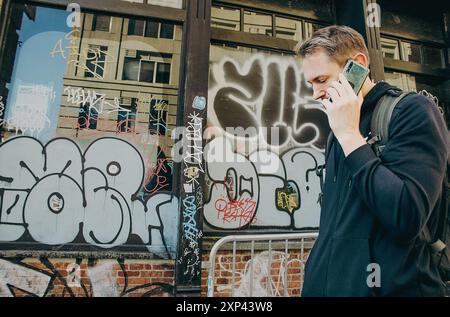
[312,87,326,100]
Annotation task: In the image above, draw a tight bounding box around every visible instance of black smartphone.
[342,59,370,95]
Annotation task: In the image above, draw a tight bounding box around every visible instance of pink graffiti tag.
[214,196,257,227]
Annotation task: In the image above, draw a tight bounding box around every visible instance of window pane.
[159,23,174,39]
[149,99,168,135]
[243,10,272,36]
[211,6,240,31]
[381,37,400,60]
[84,50,97,78]
[422,46,443,68]
[275,16,302,41]
[128,19,145,35]
[156,63,171,84]
[401,42,422,64]
[85,46,107,78]
[140,60,155,82]
[78,103,89,128]
[93,15,111,32]
[145,21,159,38]
[122,58,140,81]
[88,107,98,130]
[118,98,137,132]
[0,4,182,254]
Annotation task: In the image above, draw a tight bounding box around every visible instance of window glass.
[422,46,443,68]
[128,19,145,35]
[156,62,171,84]
[145,21,159,38]
[93,15,111,32]
[159,23,174,39]
[0,4,181,254]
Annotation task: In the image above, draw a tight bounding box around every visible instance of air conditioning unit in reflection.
[125,49,137,58]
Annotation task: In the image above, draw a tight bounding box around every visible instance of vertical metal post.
[174,0,211,297]
[284,239,288,297]
[232,241,236,297]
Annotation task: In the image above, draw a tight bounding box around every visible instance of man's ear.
[352,53,369,68]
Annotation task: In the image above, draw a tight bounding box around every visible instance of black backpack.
[321,88,450,289]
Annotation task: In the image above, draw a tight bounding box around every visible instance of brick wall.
[0,257,175,297]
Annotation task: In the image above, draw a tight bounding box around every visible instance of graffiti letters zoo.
[0,137,179,258]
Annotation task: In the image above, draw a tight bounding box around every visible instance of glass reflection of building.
[56,12,182,157]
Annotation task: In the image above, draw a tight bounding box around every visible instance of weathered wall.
[0,256,174,297]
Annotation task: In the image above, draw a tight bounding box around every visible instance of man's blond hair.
[296,25,370,66]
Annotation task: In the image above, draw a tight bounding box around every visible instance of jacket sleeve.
[344,94,449,242]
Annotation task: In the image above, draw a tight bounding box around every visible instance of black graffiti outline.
[0,136,177,259]
[0,256,174,297]
[204,141,324,231]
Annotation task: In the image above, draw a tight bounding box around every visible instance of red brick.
[129,264,144,270]
[125,271,140,277]
[140,271,162,278]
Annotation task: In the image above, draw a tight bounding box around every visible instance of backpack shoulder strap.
[325,132,334,161]
[368,89,414,157]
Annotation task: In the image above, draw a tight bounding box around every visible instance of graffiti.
[50,29,80,60]
[147,96,169,136]
[0,257,174,297]
[0,96,4,126]
[64,86,130,115]
[0,136,179,258]
[0,258,52,297]
[87,262,119,297]
[208,54,330,151]
[214,196,257,227]
[182,195,198,243]
[7,84,53,137]
[217,251,305,297]
[143,146,173,195]
[184,112,204,173]
[51,30,114,79]
[177,102,206,282]
[204,137,323,230]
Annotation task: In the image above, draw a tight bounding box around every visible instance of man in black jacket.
[296,25,449,296]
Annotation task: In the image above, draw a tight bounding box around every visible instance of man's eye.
[318,78,327,84]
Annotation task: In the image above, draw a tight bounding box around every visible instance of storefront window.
[0,3,182,254]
